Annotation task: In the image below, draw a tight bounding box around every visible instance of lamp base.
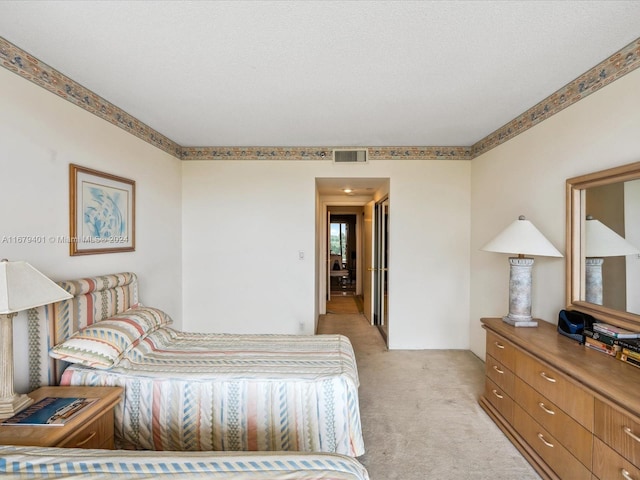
[502,315,538,328]
[0,393,34,419]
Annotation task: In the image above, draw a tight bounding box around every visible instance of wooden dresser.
[480,318,640,480]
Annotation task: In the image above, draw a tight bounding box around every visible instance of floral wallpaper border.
[1,35,638,161]
[179,146,473,161]
[0,36,182,158]
[471,37,640,157]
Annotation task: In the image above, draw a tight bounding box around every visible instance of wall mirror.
[566,161,640,330]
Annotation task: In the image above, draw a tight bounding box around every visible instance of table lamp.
[0,259,73,419]
[482,216,563,327]
[585,215,640,305]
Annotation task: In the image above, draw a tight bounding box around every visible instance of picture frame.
[69,164,135,255]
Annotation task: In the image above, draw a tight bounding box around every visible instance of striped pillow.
[49,306,172,369]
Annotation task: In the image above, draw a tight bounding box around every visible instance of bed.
[29,272,364,456]
[0,445,370,479]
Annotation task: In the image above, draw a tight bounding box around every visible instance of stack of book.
[583,322,640,368]
[618,337,640,369]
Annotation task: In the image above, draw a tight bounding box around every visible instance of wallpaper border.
[0,36,182,158]
[471,37,640,157]
[1,35,638,161]
[179,146,473,161]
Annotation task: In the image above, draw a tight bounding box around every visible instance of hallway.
[326,294,363,315]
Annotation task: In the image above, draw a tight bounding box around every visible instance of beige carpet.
[317,313,541,480]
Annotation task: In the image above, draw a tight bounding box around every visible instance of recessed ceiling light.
[343,188,353,193]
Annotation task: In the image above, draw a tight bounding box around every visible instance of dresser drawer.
[485,377,514,425]
[593,437,640,480]
[515,350,594,431]
[486,353,515,397]
[515,377,592,468]
[486,331,516,371]
[514,404,591,480]
[56,412,114,449]
[595,399,640,468]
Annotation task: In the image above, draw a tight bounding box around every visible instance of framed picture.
[69,164,135,255]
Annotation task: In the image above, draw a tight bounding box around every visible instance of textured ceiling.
[1,0,640,148]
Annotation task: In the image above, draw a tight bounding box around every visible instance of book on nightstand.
[0,397,98,426]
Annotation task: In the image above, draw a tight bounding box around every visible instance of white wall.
[470,68,640,359]
[182,159,471,349]
[0,67,183,393]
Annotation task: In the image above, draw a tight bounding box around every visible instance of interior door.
[373,197,389,343]
[326,208,332,302]
[363,201,374,322]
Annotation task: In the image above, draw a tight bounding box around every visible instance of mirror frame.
[566,160,640,331]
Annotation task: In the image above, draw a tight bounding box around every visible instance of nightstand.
[0,386,122,449]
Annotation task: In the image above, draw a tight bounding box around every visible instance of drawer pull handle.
[537,433,554,448]
[621,469,634,480]
[74,431,97,447]
[539,372,556,383]
[623,426,640,443]
[491,389,504,399]
[538,402,555,415]
[492,365,504,374]
[494,342,505,349]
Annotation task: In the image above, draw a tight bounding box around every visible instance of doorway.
[315,177,389,341]
[326,211,364,316]
[329,214,357,296]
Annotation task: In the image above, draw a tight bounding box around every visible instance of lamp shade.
[585,217,640,257]
[0,260,72,314]
[481,216,563,257]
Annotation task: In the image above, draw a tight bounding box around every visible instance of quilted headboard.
[29,272,138,389]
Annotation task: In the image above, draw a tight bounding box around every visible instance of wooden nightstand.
[0,386,122,449]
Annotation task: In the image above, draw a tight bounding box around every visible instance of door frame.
[315,178,390,328]
[372,196,390,344]
[318,201,366,315]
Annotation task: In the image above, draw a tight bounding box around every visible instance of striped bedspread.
[60,329,364,456]
[0,446,370,479]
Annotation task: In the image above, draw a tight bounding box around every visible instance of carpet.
[317,314,541,480]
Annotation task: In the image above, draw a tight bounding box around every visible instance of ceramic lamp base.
[503,315,538,327]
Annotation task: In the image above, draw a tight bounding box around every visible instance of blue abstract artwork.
[82,183,127,239]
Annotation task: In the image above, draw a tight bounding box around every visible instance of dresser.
[480,318,640,480]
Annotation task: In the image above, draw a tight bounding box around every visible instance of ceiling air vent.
[332,148,368,164]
